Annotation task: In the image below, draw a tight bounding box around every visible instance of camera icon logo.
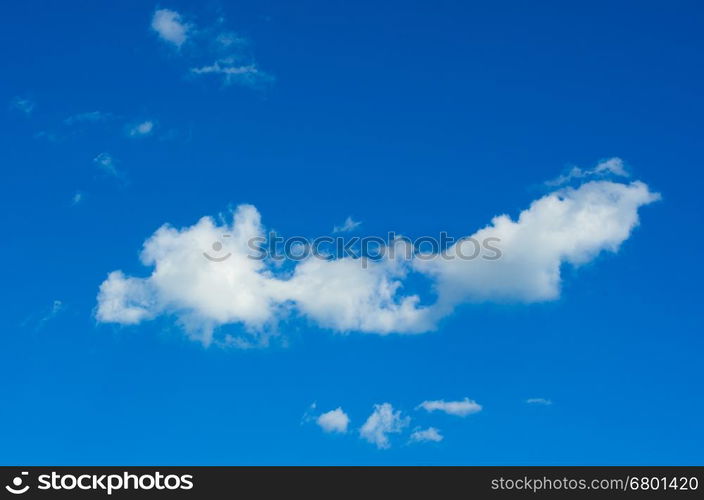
[5,471,29,494]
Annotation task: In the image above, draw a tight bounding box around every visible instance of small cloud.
[546,157,629,186]
[128,120,155,137]
[43,299,63,320]
[417,398,482,417]
[151,9,190,47]
[333,216,362,233]
[301,402,318,425]
[409,427,443,443]
[25,299,64,331]
[594,157,628,177]
[64,111,112,125]
[10,96,35,115]
[72,191,84,205]
[316,407,350,434]
[34,130,62,143]
[526,398,552,406]
[216,32,245,48]
[93,152,119,176]
[359,403,410,449]
[215,333,276,349]
[158,127,192,143]
[190,60,263,86]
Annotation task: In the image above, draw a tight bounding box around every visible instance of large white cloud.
[96,204,433,343]
[96,172,659,344]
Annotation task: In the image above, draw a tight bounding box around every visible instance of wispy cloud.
[10,96,35,115]
[32,110,113,144]
[93,152,119,176]
[409,427,443,443]
[333,216,362,233]
[64,111,112,125]
[23,299,64,331]
[34,130,63,143]
[546,157,628,186]
[150,8,270,87]
[72,191,84,205]
[417,398,482,417]
[359,403,410,449]
[526,398,553,406]
[43,300,63,321]
[190,60,262,85]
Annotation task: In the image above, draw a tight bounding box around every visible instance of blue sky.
[1,0,703,465]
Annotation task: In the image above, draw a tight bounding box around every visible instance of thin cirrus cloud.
[93,153,119,176]
[189,60,262,86]
[526,398,553,406]
[36,300,64,331]
[316,408,350,434]
[21,299,64,331]
[30,108,156,144]
[150,7,269,87]
[64,111,113,126]
[10,96,35,115]
[95,161,659,346]
[409,427,444,443]
[417,398,483,417]
[359,403,410,449]
[546,157,629,187]
[333,216,362,233]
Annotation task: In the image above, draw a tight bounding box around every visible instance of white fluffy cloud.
[151,9,189,47]
[409,427,443,443]
[96,204,432,343]
[316,408,350,433]
[417,398,482,417]
[414,179,659,319]
[96,172,659,344]
[359,403,410,449]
